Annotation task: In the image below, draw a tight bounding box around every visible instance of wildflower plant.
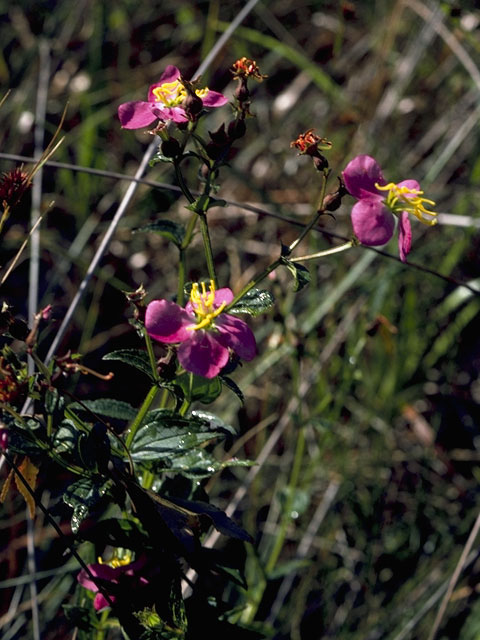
[0,55,440,640]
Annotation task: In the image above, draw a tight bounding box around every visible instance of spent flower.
[342,154,437,261]
[145,280,256,379]
[118,65,228,129]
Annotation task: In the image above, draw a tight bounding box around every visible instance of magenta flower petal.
[342,155,386,198]
[398,211,412,262]
[94,593,112,611]
[215,314,257,361]
[152,106,188,123]
[351,198,395,246]
[202,90,229,108]
[145,300,193,343]
[213,287,234,306]
[177,330,229,378]
[148,66,181,101]
[77,564,118,592]
[117,101,158,129]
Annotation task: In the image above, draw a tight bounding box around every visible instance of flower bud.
[228,118,246,140]
[161,137,181,158]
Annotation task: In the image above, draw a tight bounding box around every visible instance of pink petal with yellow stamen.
[147,66,181,101]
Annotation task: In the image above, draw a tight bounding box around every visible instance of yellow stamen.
[152,81,209,107]
[97,551,132,568]
[375,181,437,226]
[187,279,226,331]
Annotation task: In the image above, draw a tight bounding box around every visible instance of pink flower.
[145,280,257,379]
[77,556,148,611]
[118,65,228,129]
[342,155,437,262]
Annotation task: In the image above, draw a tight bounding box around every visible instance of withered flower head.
[290,129,332,155]
[0,168,31,208]
[231,57,267,81]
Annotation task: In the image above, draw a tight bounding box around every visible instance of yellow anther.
[152,81,209,107]
[375,181,437,226]
[97,551,132,568]
[187,280,226,331]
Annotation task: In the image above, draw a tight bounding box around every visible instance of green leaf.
[130,410,231,461]
[103,349,155,381]
[220,376,244,403]
[169,496,252,542]
[63,477,112,533]
[133,220,185,248]
[44,387,65,418]
[149,152,175,166]
[164,448,255,479]
[176,373,222,404]
[282,258,311,292]
[68,398,138,421]
[53,420,78,454]
[229,288,275,317]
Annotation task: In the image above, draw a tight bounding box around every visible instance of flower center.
[152,80,209,108]
[98,551,132,569]
[375,182,437,226]
[188,280,226,331]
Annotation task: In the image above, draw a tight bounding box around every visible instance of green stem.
[198,212,217,286]
[95,609,110,640]
[288,172,328,254]
[178,213,198,306]
[174,161,195,205]
[293,240,354,261]
[125,385,160,449]
[265,427,306,575]
[144,330,160,383]
[226,257,283,310]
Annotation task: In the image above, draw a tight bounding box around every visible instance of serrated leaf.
[63,477,112,533]
[169,496,252,542]
[130,410,230,461]
[282,258,311,292]
[68,398,138,421]
[133,220,185,248]
[176,373,222,404]
[229,288,275,317]
[164,448,255,479]
[103,349,155,381]
[53,420,78,454]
